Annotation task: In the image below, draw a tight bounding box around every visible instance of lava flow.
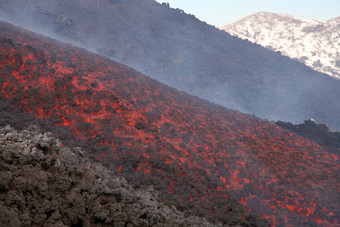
[0,21,339,226]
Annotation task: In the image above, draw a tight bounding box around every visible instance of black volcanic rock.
[276,119,340,155]
[1,0,340,130]
[0,125,214,227]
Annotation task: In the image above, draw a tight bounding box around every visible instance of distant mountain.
[1,0,340,130]
[0,125,212,226]
[220,12,340,79]
[1,21,339,226]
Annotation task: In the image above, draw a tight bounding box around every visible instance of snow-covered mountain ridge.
[220,12,340,79]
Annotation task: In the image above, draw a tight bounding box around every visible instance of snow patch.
[220,12,340,79]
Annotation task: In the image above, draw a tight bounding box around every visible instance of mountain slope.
[220,12,340,79]
[1,21,339,226]
[1,0,340,130]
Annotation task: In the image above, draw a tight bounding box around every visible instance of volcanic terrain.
[0,21,339,226]
[1,0,340,130]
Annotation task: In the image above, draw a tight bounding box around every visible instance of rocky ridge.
[0,125,214,227]
[220,12,340,79]
[276,119,340,155]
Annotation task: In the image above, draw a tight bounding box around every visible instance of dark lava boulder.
[0,125,215,227]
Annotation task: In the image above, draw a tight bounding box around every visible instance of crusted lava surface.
[0,125,213,227]
[0,21,339,226]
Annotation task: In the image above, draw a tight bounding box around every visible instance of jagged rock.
[0,125,216,227]
[276,119,340,155]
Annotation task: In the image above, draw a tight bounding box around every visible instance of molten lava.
[0,21,339,226]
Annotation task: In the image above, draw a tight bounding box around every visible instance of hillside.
[220,12,340,79]
[0,125,213,226]
[1,0,340,130]
[1,21,339,226]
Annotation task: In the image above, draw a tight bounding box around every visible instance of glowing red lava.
[0,21,338,226]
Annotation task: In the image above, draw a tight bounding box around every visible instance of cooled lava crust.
[0,21,339,226]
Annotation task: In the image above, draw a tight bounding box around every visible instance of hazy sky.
[155,0,340,26]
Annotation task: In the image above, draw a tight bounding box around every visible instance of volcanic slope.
[0,22,339,226]
[1,0,340,130]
